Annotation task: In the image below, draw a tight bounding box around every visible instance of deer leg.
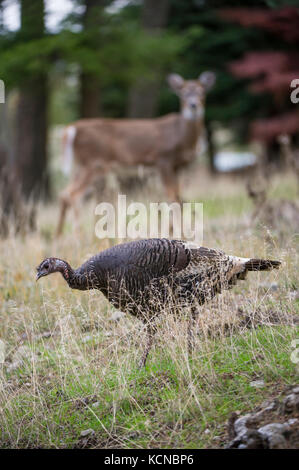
[138,322,156,369]
[56,195,70,237]
[158,165,182,238]
[56,167,102,236]
[172,170,181,203]
[188,306,198,357]
[159,164,181,203]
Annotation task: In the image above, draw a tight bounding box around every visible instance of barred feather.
[37,238,281,322]
[244,258,281,271]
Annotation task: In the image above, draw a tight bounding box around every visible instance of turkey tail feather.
[245,258,281,271]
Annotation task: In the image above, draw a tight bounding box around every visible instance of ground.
[224,385,299,448]
[0,169,298,448]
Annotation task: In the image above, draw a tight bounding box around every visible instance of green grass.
[197,194,251,219]
[1,325,297,448]
[0,172,298,448]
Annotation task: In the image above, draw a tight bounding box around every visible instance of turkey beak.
[36,271,43,281]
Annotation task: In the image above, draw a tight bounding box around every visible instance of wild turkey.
[36,238,281,367]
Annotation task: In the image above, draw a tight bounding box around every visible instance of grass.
[0,171,298,448]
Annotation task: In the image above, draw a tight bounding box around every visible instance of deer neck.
[179,116,203,149]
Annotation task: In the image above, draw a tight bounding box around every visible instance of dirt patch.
[224,385,299,448]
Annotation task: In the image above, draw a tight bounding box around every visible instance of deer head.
[168,72,215,121]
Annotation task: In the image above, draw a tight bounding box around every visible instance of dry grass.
[0,171,298,448]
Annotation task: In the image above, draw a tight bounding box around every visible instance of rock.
[250,380,265,389]
[110,311,125,322]
[226,386,299,449]
[282,388,299,414]
[234,415,251,438]
[262,401,277,413]
[80,429,95,438]
[244,431,265,449]
[252,400,278,421]
[258,423,290,449]
[227,428,265,449]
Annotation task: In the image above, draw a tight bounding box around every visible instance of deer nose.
[190,102,197,109]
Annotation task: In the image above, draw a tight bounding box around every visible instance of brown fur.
[56,73,215,235]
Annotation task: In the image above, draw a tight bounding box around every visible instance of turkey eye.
[44,263,49,270]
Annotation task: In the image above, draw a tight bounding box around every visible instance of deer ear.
[198,71,216,91]
[167,74,185,93]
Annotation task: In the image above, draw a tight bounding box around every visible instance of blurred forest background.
[0,0,298,206]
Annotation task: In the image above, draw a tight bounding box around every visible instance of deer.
[56,72,216,235]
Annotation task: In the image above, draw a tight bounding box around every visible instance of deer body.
[72,113,202,167]
[57,72,215,235]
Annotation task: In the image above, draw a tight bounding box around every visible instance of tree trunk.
[80,72,101,118]
[127,0,170,118]
[79,0,103,118]
[14,0,49,200]
[206,122,216,173]
[15,77,48,199]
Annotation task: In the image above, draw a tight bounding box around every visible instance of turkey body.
[70,238,276,321]
[36,238,281,367]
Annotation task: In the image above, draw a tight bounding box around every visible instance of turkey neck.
[58,260,92,291]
